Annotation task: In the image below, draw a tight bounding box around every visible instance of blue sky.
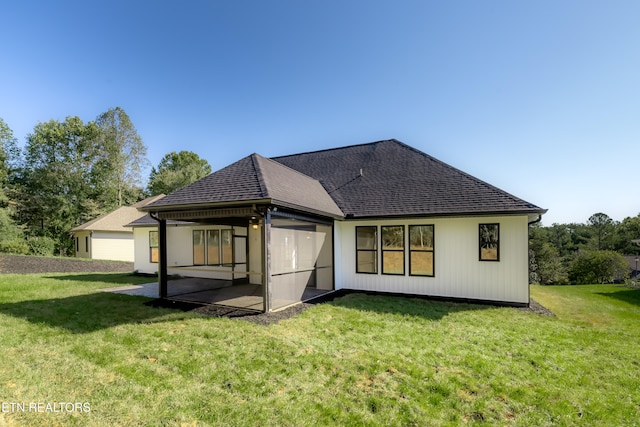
[1,1,638,225]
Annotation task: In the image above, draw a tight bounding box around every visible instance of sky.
[1,0,639,226]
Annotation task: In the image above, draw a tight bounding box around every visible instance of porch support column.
[158,218,168,298]
[262,209,271,313]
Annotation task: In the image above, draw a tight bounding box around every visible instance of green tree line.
[0,110,211,256]
[530,212,640,285]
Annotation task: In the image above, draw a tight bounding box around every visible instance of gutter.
[528,213,544,226]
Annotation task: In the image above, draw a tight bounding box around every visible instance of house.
[137,139,546,312]
[70,195,164,262]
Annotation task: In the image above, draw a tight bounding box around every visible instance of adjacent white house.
[70,195,164,262]
[135,139,546,312]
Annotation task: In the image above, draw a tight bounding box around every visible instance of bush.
[568,250,629,284]
[0,239,29,255]
[529,243,568,285]
[27,236,56,257]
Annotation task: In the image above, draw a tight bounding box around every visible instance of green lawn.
[0,275,639,426]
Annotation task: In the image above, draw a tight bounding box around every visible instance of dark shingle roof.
[272,139,545,218]
[126,214,191,227]
[144,139,545,219]
[144,153,344,218]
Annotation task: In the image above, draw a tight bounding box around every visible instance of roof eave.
[140,198,273,213]
[342,208,547,221]
[271,199,345,220]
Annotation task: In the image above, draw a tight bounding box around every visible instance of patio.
[103,277,333,311]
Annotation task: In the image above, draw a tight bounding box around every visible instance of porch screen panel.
[193,230,205,265]
[315,224,334,290]
[270,218,333,311]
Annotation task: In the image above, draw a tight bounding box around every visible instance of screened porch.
[153,207,335,312]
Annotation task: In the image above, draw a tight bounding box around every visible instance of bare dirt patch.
[0,254,133,274]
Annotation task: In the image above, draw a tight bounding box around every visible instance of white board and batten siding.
[334,215,530,304]
[133,225,252,281]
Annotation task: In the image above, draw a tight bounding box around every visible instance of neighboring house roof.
[144,153,344,218]
[273,139,545,218]
[143,139,546,219]
[127,214,192,228]
[70,195,166,233]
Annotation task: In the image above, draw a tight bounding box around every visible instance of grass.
[0,275,639,426]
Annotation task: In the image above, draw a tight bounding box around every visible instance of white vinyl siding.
[335,215,530,304]
[90,231,135,262]
[73,231,91,259]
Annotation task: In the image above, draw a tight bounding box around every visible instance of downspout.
[149,212,168,299]
[528,214,543,226]
[526,213,544,308]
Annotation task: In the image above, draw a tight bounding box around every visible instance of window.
[85,236,89,253]
[356,226,377,273]
[193,229,234,266]
[221,229,233,265]
[479,223,500,261]
[206,230,220,265]
[409,225,434,276]
[193,230,206,265]
[149,231,159,263]
[75,237,79,252]
[382,226,404,275]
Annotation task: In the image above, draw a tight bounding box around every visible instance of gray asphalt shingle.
[272,139,544,218]
[145,139,545,219]
[146,153,343,218]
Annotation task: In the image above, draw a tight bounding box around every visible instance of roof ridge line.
[271,138,400,159]
[250,153,269,198]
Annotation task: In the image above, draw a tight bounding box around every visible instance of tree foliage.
[19,117,103,252]
[0,118,23,243]
[568,250,629,284]
[147,150,211,195]
[11,109,150,255]
[95,107,149,207]
[587,212,615,250]
[530,212,640,285]
[529,224,568,285]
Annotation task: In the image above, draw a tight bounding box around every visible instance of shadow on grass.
[596,288,640,307]
[323,291,492,321]
[43,273,155,286]
[0,292,189,334]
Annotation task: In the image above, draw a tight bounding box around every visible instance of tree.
[19,117,103,254]
[529,223,568,284]
[95,107,149,207]
[0,118,23,243]
[613,214,640,254]
[148,151,211,195]
[587,212,616,250]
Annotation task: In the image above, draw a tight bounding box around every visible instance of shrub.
[568,250,629,284]
[0,239,29,255]
[529,244,568,285]
[27,236,56,257]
